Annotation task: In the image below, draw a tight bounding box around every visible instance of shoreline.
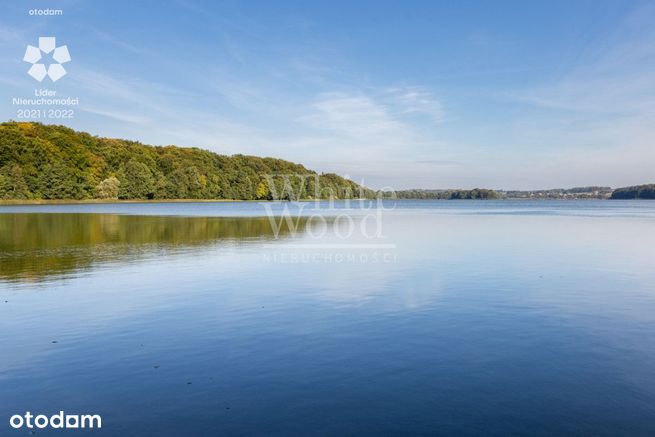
[0,197,633,206]
[0,199,246,205]
[0,198,369,205]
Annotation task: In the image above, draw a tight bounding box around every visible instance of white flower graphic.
[23,37,71,82]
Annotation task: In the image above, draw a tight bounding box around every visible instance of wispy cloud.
[508,3,655,116]
[292,87,446,172]
[387,86,445,123]
[301,92,405,137]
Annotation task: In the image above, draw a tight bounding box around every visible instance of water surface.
[1,200,654,435]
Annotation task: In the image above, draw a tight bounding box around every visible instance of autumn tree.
[95,177,120,199]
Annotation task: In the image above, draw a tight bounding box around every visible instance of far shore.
[0,197,633,206]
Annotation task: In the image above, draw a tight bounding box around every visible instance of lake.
[1,200,655,435]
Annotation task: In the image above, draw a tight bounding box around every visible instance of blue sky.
[1,0,654,189]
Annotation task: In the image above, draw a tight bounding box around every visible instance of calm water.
[1,200,655,435]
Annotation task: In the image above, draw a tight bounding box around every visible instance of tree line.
[0,122,371,201]
[380,188,501,199]
[610,184,655,199]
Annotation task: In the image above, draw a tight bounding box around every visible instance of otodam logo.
[23,37,71,82]
[10,411,101,430]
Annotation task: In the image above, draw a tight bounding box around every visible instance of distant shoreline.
[0,197,646,206]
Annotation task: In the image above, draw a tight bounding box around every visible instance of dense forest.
[0,122,372,200]
[610,184,655,199]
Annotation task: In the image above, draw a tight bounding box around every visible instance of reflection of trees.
[0,214,308,283]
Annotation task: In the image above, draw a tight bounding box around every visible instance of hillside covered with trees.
[0,122,371,201]
[610,184,655,199]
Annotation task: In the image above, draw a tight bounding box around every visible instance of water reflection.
[2,203,655,435]
[0,214,308,283]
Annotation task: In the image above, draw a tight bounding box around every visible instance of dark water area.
[1,200,654,435]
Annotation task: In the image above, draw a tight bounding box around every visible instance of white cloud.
[301,92,404,137]
[387,86,445,123]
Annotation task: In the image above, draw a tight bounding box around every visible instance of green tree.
[0,165,31,199]
[38,162,86,199]
[118,160,155,199]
